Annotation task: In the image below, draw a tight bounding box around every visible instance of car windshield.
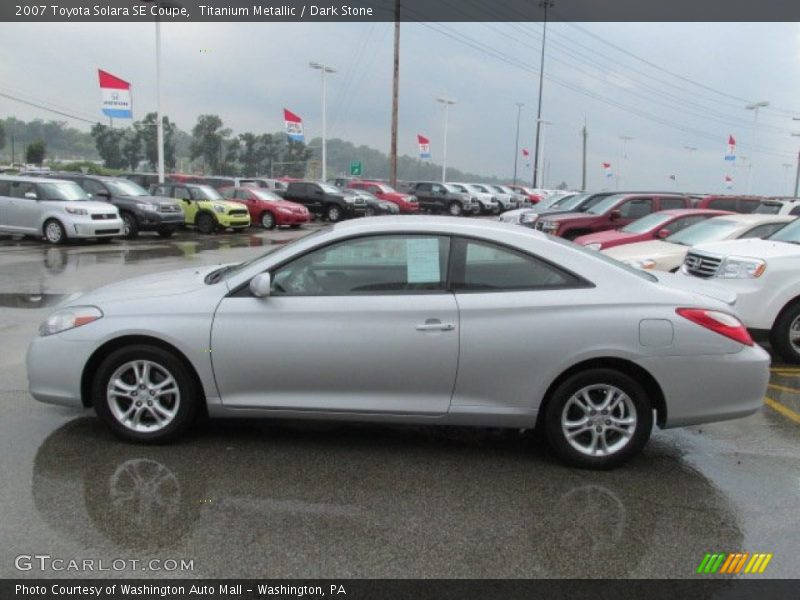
[319,183,341,194]
[39,181,89,201]
[449,184,468,193]
[473,185,489,193]
[666,218,743,246]
[192,185,223,201]
[622,212,674,234]
[768,218,800,243]
[549,236,658,283]
[587,194,627,215]
[753,202,783,215]
[536,195,569,210]
[252,189,282,202]
[106,179,148,197]
[552,193,584,209]
[375,184,396,193]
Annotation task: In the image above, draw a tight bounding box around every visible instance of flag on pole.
[602,162,613,178]
[97,69,132,119]
[283,109,304,142]
[725,135,736,161]
[417,134,430,159]
[724,175,733,189]
[522,148,531,167]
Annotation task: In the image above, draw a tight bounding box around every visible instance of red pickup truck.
[535,193,691,240]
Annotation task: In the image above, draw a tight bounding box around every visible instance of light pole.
[537,119,552,188]
[792,127,800,198]
[532,0,554,188]
[310,62,336,182]
[745,100,769,194]
[618,135,633,190]
[436,97,456,183]
[155,20,164,183]
[513,102,524,185]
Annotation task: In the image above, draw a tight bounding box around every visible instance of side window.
[665,215,707,235]
[451,238,582,291]
[368,186,381,195]
[709,199,737,211]
[10,181,37,199]
[82,179,107,196]
[235,190,250,200]
[790,206,800,216]
[416,183,431,193]
[618,198,653,219]
[220,188,234,199]
[742,223,787,239]
[740,199,760,214]
[659,197,687,210]
[153,185,170,196]
[271,235,450,296]
[174,187,191,199]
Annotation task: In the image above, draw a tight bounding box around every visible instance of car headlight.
[213,205,226,214]
[65,207,88,215]
[520,213,538,224]
[539,221,559,232]
[136,202,157,211]
[406,196,417,203]
[584,242,602,251]
[39,306,103,337]
[717,257,767,279]
[625,258,656,270]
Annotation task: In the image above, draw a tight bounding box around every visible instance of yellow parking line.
[770,367,800,374]
[769,383,800,395]
[764,397,800,425]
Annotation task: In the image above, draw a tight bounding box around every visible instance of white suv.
[677,217,800,362]
[0,175,123,244]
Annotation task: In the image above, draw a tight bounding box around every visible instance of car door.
[415,183,433,210]
[306,183,326,213]
[6,180,41,233]
[448,236,591,415]
[174,186,197,224]
[211,234,459,414]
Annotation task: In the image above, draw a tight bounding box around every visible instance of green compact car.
[151,183,251,233]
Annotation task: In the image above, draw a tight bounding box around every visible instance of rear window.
[754,202,782,215]
[708,199,737,211]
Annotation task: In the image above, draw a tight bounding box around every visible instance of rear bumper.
[638,345,771,428]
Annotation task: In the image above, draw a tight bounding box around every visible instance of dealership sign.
[97,69,132,119]
[417,134,430,159]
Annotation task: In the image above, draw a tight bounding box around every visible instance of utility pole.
[580,119,587,191]
[745,100,769,194]
[389,0,400,187]
[310,61,336,182]
[436,97,456,183]
[513,102,524,185]
[532,0,553,188]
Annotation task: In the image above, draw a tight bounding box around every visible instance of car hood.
[134,194,180,206]
[540,211,588,222]
[272,200,307,211]
[603,240,683,261]
[68,265,222,306]
[209,200,245,212]
[653,272,737,306]
[578,229,636,244]
[690,238,800,260]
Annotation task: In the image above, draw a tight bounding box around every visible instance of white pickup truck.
[676,217,800,362]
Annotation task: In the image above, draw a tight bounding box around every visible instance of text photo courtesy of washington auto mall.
[1,0,800,598]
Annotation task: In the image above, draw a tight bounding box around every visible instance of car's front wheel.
[92,345,200,443]
[43,219,66,245]
[260,211,276,230]
[543,368,653,469]
[448,201,463,216]
[771,301,800,364]
[196,212,216,234]
[326,204,343,222]
[121,212,139,239]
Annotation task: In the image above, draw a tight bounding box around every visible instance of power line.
[0,90,97,125]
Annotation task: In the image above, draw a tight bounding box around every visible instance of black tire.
[326,204,344,222]
[196,212,216,234]
[448,201,464,216]
[43,219,66,245]
[543,368,653,470]
[92,345,200,443]
[770,300,800,364]
[290,224,302,229]
[260,211,276,230]
[365,206,376,217]
[121,212,139,239]
[157,228,176,238]
[96,238,114,244]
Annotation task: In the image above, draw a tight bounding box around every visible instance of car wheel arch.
[80,335,207,414]
[535,357,667,430]
[771,294,800,329]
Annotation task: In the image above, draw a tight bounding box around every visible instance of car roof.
[329,215,546,237]
[710,213,795,224]
[656,208,732,217]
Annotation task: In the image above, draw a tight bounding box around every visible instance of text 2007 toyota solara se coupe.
[27,216,770,469]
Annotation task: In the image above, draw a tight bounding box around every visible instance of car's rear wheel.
[92,345,200,443]
[121,212,139,239]
[544,368,653,469]
[770,301,800,364]
[43,219,66,245]
[326,204,343,222]
[260,211,276,230]
[196,212,216,234]
[448,201,463,216]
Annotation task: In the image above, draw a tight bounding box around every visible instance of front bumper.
[137,210,185,230]
[218,214,251,228]
[27,333,92,408]
[638,344,770,428]
[69,217,124,239]
[276,212,312,225]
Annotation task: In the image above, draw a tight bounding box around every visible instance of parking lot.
[1,225,799,579]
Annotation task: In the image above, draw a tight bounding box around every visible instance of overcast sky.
[1,21,799,193]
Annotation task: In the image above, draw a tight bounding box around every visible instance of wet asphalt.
[0,225,799,579]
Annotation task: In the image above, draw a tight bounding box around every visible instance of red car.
[220,186,311,230]
[348,180,419,213]
[574,209,734,251]
[506,184,544,204]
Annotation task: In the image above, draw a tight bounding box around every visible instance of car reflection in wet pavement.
[1,225,799,578]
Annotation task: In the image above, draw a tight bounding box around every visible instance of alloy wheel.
[45,221,63,243]
[561,384,637,457]
[106,360,181,433]
[790,315,800,353]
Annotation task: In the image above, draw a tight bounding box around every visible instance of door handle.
[416,319,455,332]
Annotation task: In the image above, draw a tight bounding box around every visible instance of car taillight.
[676,308,753,346]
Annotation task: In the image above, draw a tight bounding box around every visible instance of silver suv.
[0,175,123,244]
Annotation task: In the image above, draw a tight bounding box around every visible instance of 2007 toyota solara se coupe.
[27,216,770,469]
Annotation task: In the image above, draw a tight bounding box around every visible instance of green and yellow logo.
[697,552,773,574]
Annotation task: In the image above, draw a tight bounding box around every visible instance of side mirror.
[249,272,272,298]
[24,192,38,200]
[94,189,110,198]
[656,229,670,239]
[610,209,621,220]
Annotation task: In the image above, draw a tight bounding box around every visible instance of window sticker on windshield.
[406,238,440,283]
